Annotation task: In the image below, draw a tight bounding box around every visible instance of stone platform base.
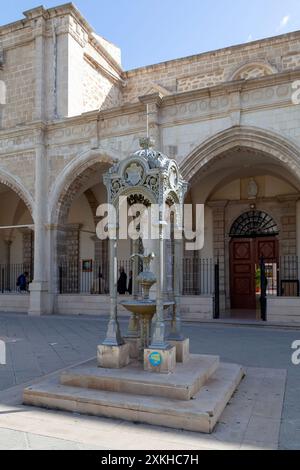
[23,355,244,434]
[61,354,219,400]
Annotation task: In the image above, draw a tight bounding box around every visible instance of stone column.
[209,201,228,314]
[28,14,50,314]
[97,226,130,368]
[29,129,50,316]
[3,240,12,292]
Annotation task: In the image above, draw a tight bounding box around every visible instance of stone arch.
[0,168,34,217]
[180,126,300,186]
[0,169,34,281]
[48,149,116,286]
[49,149,116,226]
[229,60,277,81]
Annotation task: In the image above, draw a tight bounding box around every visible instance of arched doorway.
[229,210,279,313]
[179,126,300,319]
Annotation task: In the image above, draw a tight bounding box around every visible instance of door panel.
[230,237,279,310]
[256,238,278,262]
[230,239,256,309]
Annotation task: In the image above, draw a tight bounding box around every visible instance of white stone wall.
[268,297,300,323]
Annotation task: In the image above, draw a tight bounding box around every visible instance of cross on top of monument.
[139,136,155,150]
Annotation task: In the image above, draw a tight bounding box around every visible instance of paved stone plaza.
[0,313,299,450]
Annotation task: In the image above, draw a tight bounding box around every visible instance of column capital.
[139,92,163,108]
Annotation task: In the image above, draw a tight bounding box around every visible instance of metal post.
[168,237,184,341]
[151,212,169,350]
[98,265,101,295]
[1,268,4,293]
[103,234,124,346]
[214,260,220,319]
[59,266,63,294]
[260,256,267,322]
[126,238,140,338]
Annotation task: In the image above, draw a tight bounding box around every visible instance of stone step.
[60,354,219,401]
[23,363,244,434]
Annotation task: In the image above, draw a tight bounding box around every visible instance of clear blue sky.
[2,0,300,70]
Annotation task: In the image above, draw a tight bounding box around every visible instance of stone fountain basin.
[120,300,174,318]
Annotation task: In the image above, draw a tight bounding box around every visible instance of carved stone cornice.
[162,68,300,106]
[139,92,163,108]
[276,194,300,203]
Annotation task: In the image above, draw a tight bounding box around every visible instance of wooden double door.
[230,237,278,310]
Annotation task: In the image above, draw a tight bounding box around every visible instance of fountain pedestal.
[144,346,176,374]
[121,253,177,372]
[97,343,130,369]
[169,338,190,363]
[121,299,174,366]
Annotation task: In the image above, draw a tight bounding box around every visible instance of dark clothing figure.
[127,271,133,295]
[117,269,127,295]
[17,272,29,292]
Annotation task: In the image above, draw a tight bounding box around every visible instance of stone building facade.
[1,3,300,321]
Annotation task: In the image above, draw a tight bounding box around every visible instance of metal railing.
[258,256,300,298]
[58,258,217,297]
[0,263,33,293]
[182,258,215,295]
[58,260,133,295]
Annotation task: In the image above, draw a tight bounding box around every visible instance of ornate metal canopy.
[103,138,188,210]
[230,210,279,238]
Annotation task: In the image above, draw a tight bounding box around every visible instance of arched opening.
[181,127,300,319]
[0,182,34,293]
[229,211,279,314]
[53,161,112,294]
[52,158,134,296]
[230,211,279,238]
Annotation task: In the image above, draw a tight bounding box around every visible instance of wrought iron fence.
[58,259,133,295]
[0,263,33,293]
[58,257,217,296]
[182,258,215,295]
[278,256,300,297]
[259,256,300,297]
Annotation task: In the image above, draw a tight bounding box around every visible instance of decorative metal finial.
[139,136,155,150]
